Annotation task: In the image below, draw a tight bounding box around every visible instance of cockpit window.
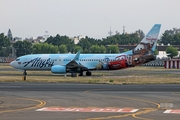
[16,59,20,61]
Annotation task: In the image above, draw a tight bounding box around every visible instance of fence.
[164,59,180,68]
[0,57,16,63]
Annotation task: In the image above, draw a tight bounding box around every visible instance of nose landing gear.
[23,70,27,81]
[23,70,27,76]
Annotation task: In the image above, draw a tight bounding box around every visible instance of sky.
[0,0,180,39]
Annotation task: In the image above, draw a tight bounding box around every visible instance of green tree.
[154,49,159,56]
[90,45,100,53]
[49,44,58,53]
[45,34,74,52]
[160,28,180,45]
[77,36,101,53]
[32,43,42,54]
[74,46,83,53]
[101,31,141,46]
[77,37,92,53]
[161,31,174,45]
[32,43,58,54]
[13,41,32,57]
[59,44,67,53]
[99,45,106,53]
[107,45,119,53]
[90,45,106,53]
[0,33,11,57]
[24,41,32,54]
[166,46,178,58]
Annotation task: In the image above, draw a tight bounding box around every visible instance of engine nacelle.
[51,65,66,74]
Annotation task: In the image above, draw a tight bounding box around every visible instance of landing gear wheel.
[79,71,83,76]
[86,71,92,76]
[23,70,27,81]
[23,70,27,76]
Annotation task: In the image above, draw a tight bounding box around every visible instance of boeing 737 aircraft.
[10,24,161,76]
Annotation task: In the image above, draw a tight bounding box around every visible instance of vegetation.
[59,44,67,53]
[10,31,143,57]
[90,45,106,53]
[45,34,74,53]
[160,28,180,45]
[166,46,179,58]
[1,27,180,58]
[32,43,58,54]
[0,33,11,57]
[107,45,119,53]
[13,41,32,56]
[0,66,180,84]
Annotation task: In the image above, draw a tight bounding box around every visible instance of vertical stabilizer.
[134,24,161,53]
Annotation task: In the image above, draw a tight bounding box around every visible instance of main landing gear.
[79,71,83,76]
[71,71,92,77]
[86,71,92,76]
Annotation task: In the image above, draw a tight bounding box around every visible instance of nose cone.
[10,61,16,68]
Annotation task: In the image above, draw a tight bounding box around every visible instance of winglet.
[73,50,81,61]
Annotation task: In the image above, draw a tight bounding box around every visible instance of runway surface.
[0,82,180,120]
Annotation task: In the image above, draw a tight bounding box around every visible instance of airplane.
[10,24,161,77]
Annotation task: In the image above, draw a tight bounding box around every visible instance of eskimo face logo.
[23,57,54,68]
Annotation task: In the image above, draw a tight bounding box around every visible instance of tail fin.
[134,24,161,53]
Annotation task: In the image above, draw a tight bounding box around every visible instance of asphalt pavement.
[0,82,180,120]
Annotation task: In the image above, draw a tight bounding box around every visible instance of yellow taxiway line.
[82,89,160,120]
[0,97,46,114]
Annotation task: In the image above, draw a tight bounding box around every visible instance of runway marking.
[83,89,160,120]
[164,109,180,114]
[0,97,46,114]
[36,107,139,113]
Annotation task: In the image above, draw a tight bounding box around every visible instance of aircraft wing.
[66,51,89,72]
[66,60,87,69]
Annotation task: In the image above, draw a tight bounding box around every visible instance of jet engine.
[51,65,66,74]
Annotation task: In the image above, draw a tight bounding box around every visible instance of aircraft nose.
[10,61,15,68]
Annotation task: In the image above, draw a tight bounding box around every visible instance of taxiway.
[0,82,180,120]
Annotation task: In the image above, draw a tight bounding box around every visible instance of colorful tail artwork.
[109,24,161,69]
[129,24,161,66]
